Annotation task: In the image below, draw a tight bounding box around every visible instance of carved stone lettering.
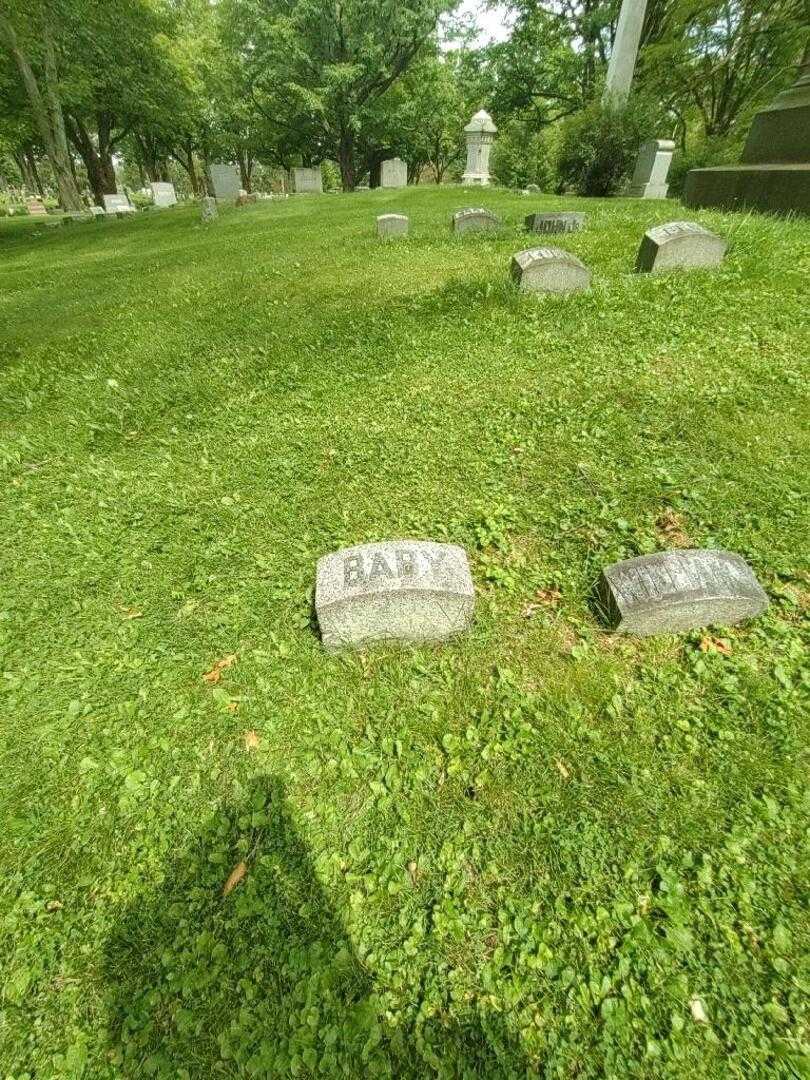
[510,247,592,295]
[635,220,727,273]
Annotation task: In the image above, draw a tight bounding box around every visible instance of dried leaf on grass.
[656,509,691,547]
[222,860,247,896]
[523,587,562,618]
[202,654,237,685]
[243,729,260,751]
[555,759,571,780]
[699,636,731,655]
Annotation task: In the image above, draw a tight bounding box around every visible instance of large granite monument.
[316,541,475,650]
[462,110,497,186]
[684,43,810,215]
[597,549,768,635]
[628,139,675,198]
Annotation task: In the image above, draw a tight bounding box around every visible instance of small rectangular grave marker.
[292,167,323,193]
[597,549,768,635]
[636,220,726,272]
[511,247,591,294]
[377,213,409,238]
[316,540,475,650]
[102,193,134,215]
[525,212,585,234]
[150,181,177,207]
[452,208,500,234]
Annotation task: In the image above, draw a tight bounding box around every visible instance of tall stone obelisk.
[603,0,649,106]
[684,41,810,215]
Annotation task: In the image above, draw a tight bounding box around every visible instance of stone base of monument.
[315,541,475,651]
[597,549,768,636]
[684,164,810,216]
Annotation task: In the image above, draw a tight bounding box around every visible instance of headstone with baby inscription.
[452,208,500,235]
[511,247,591,294]
[525,212,585,234]
[635,221,726,273]
[597,549,768,635]
[315,540,475,650]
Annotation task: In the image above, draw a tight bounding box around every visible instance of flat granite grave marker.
[452,207,500,234]
[315,540,475,650]
[636,220,727,273]
[525,211,585,234]
[377,213,409,238]
[200,196,218,222]
[597,549,768,635]
[511,247,591,294]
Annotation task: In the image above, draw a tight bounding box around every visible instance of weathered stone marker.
[452,207,500,234]
[377,213,409,238]
[525,211,586,234]
[315,540,475,650]
[28,200,48,217]
[150,181,177,208]
[627,139,675,198]
[103,193,136,216]
[635,220,727,272]
[511,247,592,294]
[380,158,407,188]
[597,549,768,635]
[201,196,218,222]
[292,167,323,193]
[462,110,497,185]
[210,164,241,200]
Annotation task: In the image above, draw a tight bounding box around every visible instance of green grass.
[0,187,808,1079]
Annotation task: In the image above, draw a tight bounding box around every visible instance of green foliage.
[490,120,554,190]
[554,101,656,196]
[0,188,809,1077]
[667,135,743,197]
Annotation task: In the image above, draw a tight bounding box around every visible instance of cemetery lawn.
[1,188,808,1080]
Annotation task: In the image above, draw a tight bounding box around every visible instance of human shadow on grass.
[103,774,532,1078]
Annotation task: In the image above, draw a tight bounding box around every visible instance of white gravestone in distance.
[462,110,497,186]
[315,540,475,651]
[635,220,727,272]
[598,550,768,635]
[150,181,177,207]
[103,193,136,215]
[292,167,323,193]
[452,207,500,234]
[380,157,407,188]
[628,139,675,198]
[210,164,241,200]
[525,211,586,234]
[377,213,409,238]
[511,247,592,294]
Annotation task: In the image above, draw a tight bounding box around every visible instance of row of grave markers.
[377,209,728,283]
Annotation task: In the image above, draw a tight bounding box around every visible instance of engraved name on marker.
[510,247,591,294]
[452,208,500,234]
[597,549,768,635]
[316,541,475,650]
[635,220,727,273]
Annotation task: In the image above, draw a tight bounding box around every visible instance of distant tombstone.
[292,167,323,194]
[376,213,409,238]
[525,183,541,193]
[210,164,241,200]
[150,181,177,208]
[62,211,94,225]
[452,207,500,234]
[462,110,497,185]
[28,200,48,217]
[511,247,592,294]
[103,193,135,215]
[525,211,586,235]
[380,157,407,188]
[88,205,106,219]
[315,540,475,651]
[597,550,768,635]
[627,139,675,198]
[635,220,727,273]
[200,196,218,222]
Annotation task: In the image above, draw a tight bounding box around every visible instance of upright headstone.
[150,181,177,208]
[88,205,106,219]
[511,247,592,294]
[597,550,768,635]
[200,196,218,223]
[684,43,810,215]
[377,213,409,238]
[380,158,408,188]
[525,211,586,234]
[103,193,135,215]
[635,221,726,272]
[452,207,500,234]
[210,164,241,201]
[628,139,675,198]
[292,167,323,193]
[462,110,497,186]
[315,540,475,651]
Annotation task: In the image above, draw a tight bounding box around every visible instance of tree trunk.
[0,11,83,210]
[67,117,106,204]
[238,151,253,193]
[26,148,45,196]
[173,138,200,196]
[13,149,36,193]
[337,130,356,192]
